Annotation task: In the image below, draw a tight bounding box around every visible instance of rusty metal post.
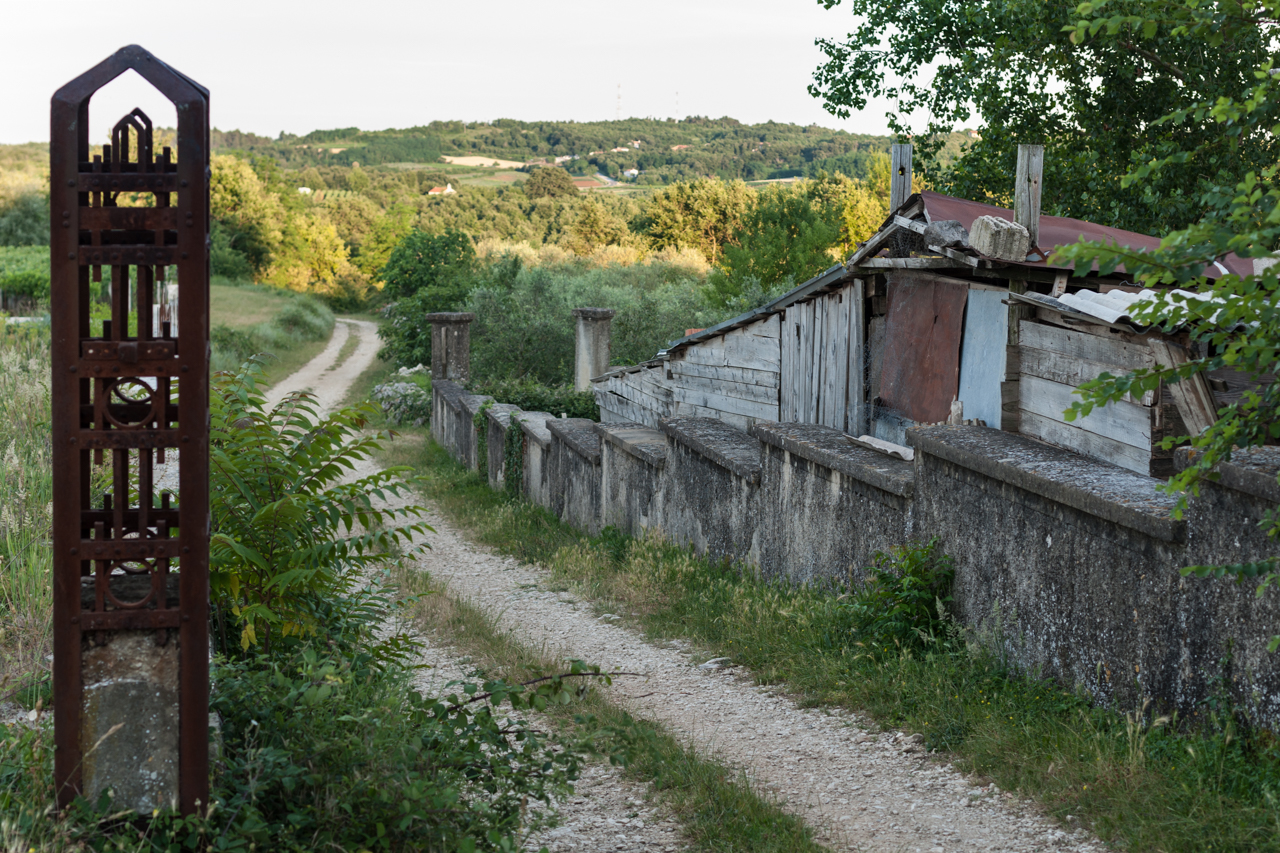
[50,45,209,815]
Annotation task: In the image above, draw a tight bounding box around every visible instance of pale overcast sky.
[0,0,906,144]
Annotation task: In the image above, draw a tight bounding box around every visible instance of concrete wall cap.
[433,380,468,411]
[1176,445,1280,504]
[484,403,522,428]
[461,394,495,416]
[548,417,602,462]
[514,411,554,447]
[751,421,915,498]
[572,307,617,320]
[424,312,475,324]
[662,417,762,484]
[909,425,1185,542]
[595,422,669,469]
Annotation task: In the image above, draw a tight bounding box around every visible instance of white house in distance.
[427,183,457,195]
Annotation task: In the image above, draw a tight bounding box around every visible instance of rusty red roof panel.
[918,190,1251,277]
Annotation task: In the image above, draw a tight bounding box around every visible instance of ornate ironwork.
[50,45,210,813]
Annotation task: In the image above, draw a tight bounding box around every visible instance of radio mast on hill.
[616,84,621,121]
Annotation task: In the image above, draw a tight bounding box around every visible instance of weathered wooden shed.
[593,144,1253,476]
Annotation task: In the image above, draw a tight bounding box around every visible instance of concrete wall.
[458,395,494,471]
[485,404,522,491]
[431,380,467,454]
[430,382,1280,725]
[753,422,914,586]
[597,423,668,538]
[516,412,555,508]
[910,425,1280,723]
[548,418,604,535]
[657,418,761,567]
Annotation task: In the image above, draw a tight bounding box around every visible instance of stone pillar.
[573,308,615,392]
[426,312,475,383]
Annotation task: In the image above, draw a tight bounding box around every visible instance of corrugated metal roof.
[1012,288,1241,331]
[917,191,1251,277]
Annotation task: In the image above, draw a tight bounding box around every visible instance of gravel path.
[292,319,690,852]
[300,320,1108,853]
[263,317,376,412]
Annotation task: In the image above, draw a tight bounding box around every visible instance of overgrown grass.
[0,320,53,708]
[390,520,825,853]
[391,431,1280,853]
[209,287,334,384]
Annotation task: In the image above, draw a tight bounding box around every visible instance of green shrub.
[271,297,334,341]
[470,376,599,421]
[464,261,715,385]
[371,376,432,426]
[209,295,334,374]
[211,222,256,280]
[0,192,49,247]
[835,539,955,654]
[209,358,431,654]
[379,228,477,303]
[0,246,50,305]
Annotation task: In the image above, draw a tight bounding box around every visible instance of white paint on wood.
[1014,144,1045,250]
[669,384,778,420]
[1020,346,1156,406]
[846,279,867,435]
[1020,374,1151,449]
[1020,321,1154,371]
[1147,339,1217,436]
[667,372,780,405]
[891,143,913,213]
[1020,410,1151,474]
[958,287,1009,429]
[668,360,780,388]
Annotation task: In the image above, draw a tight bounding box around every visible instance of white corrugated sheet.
[1045,288,1232,327]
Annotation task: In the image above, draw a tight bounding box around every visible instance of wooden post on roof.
[1014,144,1044,251]
[1002,144,1044,433]
[890,143,912,213]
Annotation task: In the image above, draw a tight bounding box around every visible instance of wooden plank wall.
[780,288,856,430]
[596,364,676,429]
[594,282,873,436]
[1017,319,1161,475]
[668,314,781,430]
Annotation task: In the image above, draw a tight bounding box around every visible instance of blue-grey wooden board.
[957,288,1009,429]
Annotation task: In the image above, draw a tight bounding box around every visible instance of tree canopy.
[811,0,1274,234]
[378,228,478,306]
[1043,0,1280,647]
[524,166,579,199]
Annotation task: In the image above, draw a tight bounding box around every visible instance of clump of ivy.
[473,399,494,477]
[504,414,526,500]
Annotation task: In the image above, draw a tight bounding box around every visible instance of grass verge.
[386,430,1280,853]
[209,285,334,386]
[0,320,53,709]
[390,531,825,853]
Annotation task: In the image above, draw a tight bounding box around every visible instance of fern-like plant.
[209,358,432,655]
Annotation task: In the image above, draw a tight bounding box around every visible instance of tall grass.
[0,320,52,703]
[210,293,334,375]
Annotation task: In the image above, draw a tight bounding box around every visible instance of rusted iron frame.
[50,45,210,815]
